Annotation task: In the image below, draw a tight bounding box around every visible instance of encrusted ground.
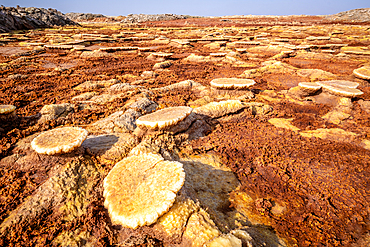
[0,15,370,247]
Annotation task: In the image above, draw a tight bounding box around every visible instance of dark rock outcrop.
[0,6,75,33]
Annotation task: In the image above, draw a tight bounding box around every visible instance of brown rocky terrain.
[0,10,370,247]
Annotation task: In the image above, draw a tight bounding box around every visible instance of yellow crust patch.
[31,127,88,155]
[182,208,221,247]
[268,118,300,132]
[103,153,185,229]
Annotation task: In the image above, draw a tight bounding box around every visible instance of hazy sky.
[3,0,370,16]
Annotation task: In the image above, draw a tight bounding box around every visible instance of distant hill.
[122,14,191,23]
[65,12,106,21]
[326,8,370,22]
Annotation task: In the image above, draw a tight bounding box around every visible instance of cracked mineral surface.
[0,8,370,247]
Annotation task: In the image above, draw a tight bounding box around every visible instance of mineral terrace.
[0,7,370,247]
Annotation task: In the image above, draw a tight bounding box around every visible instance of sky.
[2,0,370,17]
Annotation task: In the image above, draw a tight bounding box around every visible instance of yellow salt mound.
[297,69,336,82]
[353,66,370,80]
[207,234,242,247]
[31,127,88,155]
[297,81,322,95]
[210,53,227,57]
[0,105,16,114]
[151,52,173,57]
[193,100,244,118]
[322,110,351,125]
[341,46,370,55]
[210,78,256,89]
[153,60,172,70]
[184,53,210,63]
[103,153,185,229]
[298,82,322,91]
[136,106,193,130]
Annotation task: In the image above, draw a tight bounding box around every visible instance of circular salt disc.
[151,52,173,57]
[103,153,185,229]
[353,66,370,80]
[319,84,363,98]
[31,127,88,155]
[136,106,193,130]
[210,53,227,57]
[316,80,359,89]
[210,78,256,89]
[0,105,16,114]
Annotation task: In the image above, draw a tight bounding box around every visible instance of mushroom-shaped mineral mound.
[31,127,88,155]
[136,106,193,130]
[103,153,185,229]
[0,104,16,114]
[316,80,363,98]
[353,66,370,80]
[298,82,322,94]
[210,78,256,89]
[316,80,359,89]
[193,100,245,118]
[151,52,173,58]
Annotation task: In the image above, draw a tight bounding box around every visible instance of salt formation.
[136,106,193,130]
[31,127,88,155]
[103,153,185,229]
[210,78,256,89]
[0,105,16,114]
[353,66,370,80]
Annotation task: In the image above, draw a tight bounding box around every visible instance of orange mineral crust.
[1,10,370,247]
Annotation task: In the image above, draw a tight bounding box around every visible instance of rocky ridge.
[122,14,192,23]
[0,6,75,33]
[65,12,106,21]
[326,8,370,22]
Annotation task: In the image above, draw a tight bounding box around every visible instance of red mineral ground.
[0,7,370,247]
